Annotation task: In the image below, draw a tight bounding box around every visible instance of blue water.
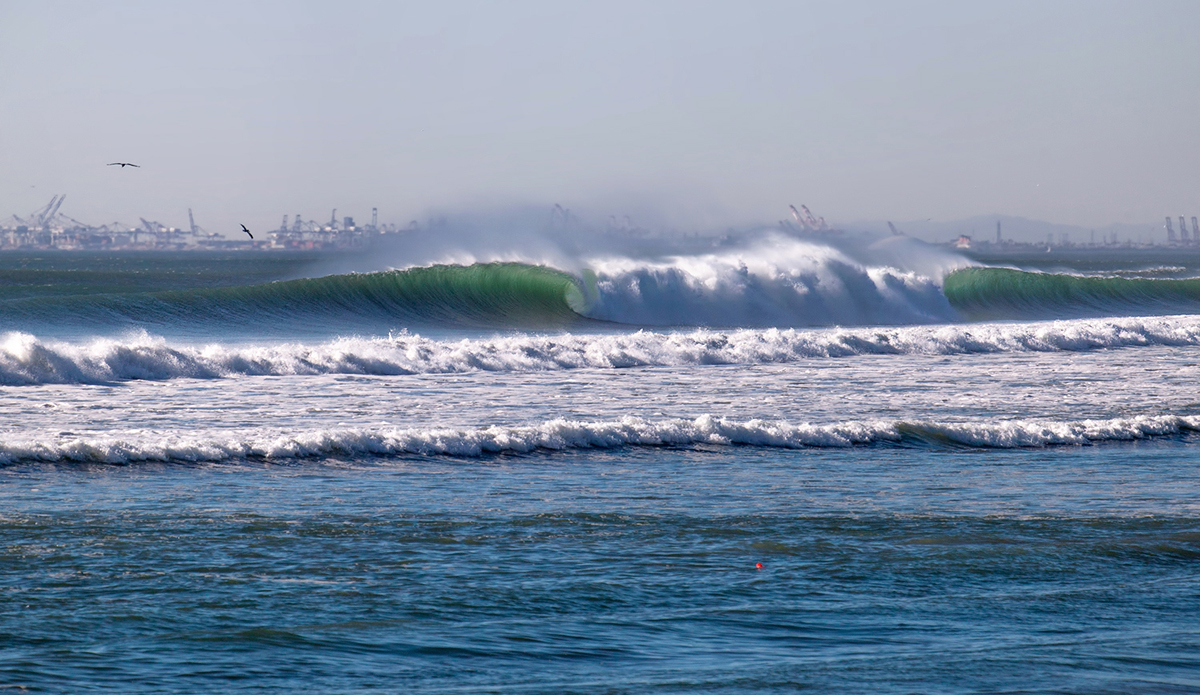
[3,247,1200,693]
[5,444,1200,693]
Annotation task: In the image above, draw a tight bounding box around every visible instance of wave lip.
[581,234,959,327]
[3,414,1197,464]
[5,315,1200,385]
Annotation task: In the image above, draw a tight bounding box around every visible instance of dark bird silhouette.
[240,224,253,239]
[107,162,140,168]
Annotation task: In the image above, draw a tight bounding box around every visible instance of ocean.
[2,231,1199,693]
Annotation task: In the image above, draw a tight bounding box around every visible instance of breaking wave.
[3,414,1198,464]
[0,253,956,333]
[6,241,1200,338]
[3,314,1200,384]
[577,234,959,326]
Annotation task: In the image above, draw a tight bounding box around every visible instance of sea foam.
[2,314,1200,385]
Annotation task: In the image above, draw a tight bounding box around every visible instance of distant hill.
[848,215,1167,246]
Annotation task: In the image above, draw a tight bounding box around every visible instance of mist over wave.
[578,233,961,326]
[335,206,1200,325]
[4,315,1200,385]
[8,207,1200,333]
[3,413,1196,464]
[0,216,976,332]
[329,207,972,327]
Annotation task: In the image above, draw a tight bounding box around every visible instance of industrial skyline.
[2,192,1192,251]
[3,2,1198,234]
[1,195,405,250]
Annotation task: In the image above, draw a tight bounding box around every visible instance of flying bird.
[240,224,253,239]
[107,162,140,168]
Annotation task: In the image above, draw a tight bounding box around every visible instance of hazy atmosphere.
[9,3,1200,693]
[3,0,1198,238]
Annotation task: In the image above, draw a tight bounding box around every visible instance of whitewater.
[5,414,1200,464]
[5,228,1200,693]
[4,315,1200,385]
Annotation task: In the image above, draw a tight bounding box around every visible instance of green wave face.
[0,263,592,335]
[945,267,1200,320]
[170,262,592,328]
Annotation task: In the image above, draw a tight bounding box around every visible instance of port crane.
[187,208,217,239]
[27,195,62,228]
[781,204,838,235]
[43,195,65,227]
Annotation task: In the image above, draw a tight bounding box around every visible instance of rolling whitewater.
[4,227,1200,693]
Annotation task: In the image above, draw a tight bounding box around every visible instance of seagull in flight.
[107,162,140,168]
[240,224,253,239]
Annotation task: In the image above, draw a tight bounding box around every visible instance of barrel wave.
[0,262,591,335]
[0,246,961,334]
[945,267,1200,320]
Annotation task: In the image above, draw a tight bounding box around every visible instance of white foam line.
[3,314,1200,385]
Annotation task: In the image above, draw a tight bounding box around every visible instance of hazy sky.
[2,0,1198,235]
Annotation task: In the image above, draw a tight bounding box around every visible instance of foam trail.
[3,314,1200,385]
[3,414,1197,464]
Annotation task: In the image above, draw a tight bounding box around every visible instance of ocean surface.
[3,232,1200,693]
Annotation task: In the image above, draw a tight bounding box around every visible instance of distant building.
[955,235,972,249]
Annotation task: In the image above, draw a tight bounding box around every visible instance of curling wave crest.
[3,414,1198,464]
[578,234,959,326]
[3,314,1200,384]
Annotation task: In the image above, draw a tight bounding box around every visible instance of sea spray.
[580,233,959,326]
